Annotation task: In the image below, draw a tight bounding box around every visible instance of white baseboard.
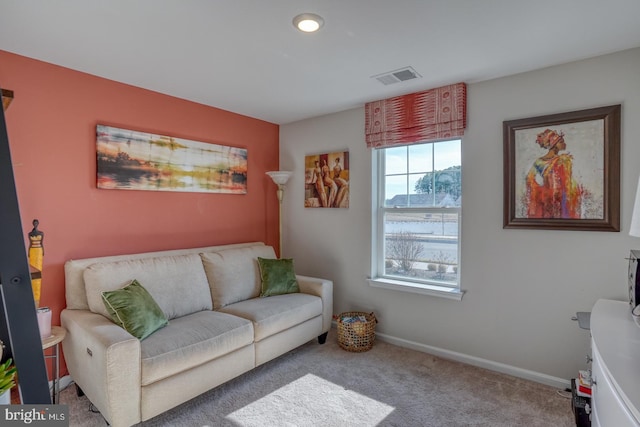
[375,331,570,389]
[50,375,73,394]
[331,321,569,389]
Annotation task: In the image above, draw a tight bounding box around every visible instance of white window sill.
[368,277,465,301]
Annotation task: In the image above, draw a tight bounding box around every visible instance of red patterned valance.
[365,82,467,148]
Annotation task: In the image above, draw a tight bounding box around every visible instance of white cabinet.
[590,299,640,427]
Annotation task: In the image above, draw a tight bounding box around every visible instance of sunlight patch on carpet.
[225,373,395,426]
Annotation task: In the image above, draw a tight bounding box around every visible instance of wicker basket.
[335,311,377,352]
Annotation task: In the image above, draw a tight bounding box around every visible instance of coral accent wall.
[0,50,280,374]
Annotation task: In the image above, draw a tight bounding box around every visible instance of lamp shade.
[266,171,292,186]
[630,176,640,237]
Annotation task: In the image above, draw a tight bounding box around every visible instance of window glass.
[385,175,407,206]
[384,146,407,175]
[376,140,461,288]
[408,144,432,174]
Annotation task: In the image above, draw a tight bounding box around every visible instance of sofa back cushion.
[65,242,267,310]
[201,245,276,310]
[84,253,212,320]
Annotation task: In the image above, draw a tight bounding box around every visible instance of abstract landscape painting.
[96,125,247,194]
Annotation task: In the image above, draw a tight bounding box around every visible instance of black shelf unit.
[571,378,591,427]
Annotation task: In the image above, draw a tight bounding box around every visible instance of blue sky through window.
[384,140,461,200]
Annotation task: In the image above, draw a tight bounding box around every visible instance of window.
[371,139,463,299]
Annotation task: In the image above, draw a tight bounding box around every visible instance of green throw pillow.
[258,257,300,297]
[101,279,168,340]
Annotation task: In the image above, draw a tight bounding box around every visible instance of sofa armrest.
[296,275,333,333]
[61,309,142,427]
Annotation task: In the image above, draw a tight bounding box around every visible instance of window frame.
[369,140,465,300]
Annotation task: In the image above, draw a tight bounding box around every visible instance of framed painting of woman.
[503,105,620,231]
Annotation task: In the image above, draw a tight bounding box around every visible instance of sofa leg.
[75,383,85,397]
[318,332,328,344]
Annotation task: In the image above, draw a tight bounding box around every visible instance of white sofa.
[60,242,333,427]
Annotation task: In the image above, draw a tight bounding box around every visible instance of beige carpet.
[61,335,573,426]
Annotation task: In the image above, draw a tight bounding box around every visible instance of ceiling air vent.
[372,66,422,86]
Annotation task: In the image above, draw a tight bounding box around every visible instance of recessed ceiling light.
[293,13,324,33]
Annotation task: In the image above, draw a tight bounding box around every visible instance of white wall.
[280,48,640,382]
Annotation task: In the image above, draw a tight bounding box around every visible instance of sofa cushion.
[140,310,254,386]
[219,293,322,342]
[201,245,277,310]
[257,257,300,297]
[84,254,212,320]
[102,279,168,340]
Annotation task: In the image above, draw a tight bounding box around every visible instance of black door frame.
[0,87,51,403]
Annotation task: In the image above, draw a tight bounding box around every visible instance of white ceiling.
[2,1,640,125]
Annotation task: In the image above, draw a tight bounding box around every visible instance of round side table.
[41,326,66,404]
